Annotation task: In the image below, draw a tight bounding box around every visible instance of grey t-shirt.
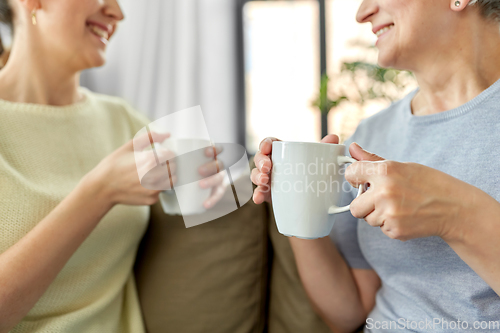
[330,79,500,332]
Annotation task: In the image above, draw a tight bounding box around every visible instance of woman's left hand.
[345,143,483,242]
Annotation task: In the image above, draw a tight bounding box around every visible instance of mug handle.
[328,156,367,214]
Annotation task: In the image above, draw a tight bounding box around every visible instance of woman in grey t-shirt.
[252,0,500,332]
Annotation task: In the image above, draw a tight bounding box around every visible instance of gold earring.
[31,9,37,25]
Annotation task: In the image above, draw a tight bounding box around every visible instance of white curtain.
[81,0,240,144]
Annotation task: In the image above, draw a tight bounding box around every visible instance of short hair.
[469,0,500,23]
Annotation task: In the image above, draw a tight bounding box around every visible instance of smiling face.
[16,0,124,71]
[356,0,459,71]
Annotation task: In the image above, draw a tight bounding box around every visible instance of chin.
[85,52,107,69]
[377,50,396,70]
[93,57,107,68]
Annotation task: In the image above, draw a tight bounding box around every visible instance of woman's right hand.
[251,135,341,204]
[251,137,279,204]
[83,132,172,208]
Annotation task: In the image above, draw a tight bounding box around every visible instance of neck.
[410,18,500,116]
[0,31,82,106]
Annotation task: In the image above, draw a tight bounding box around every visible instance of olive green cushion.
[134,182,269,333]
[266,205,332,333]
[134,158,332,333]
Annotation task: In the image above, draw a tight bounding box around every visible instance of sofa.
[133,158,333,333]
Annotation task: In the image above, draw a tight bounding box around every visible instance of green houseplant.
[312,41,415,139]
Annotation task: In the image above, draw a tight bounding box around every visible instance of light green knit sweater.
[0,88,150,332]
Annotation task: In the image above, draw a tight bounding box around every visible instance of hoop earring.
[455,1,461,7]
[31,9,37,25]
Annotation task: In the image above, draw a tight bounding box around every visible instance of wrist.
[78,170,115,213]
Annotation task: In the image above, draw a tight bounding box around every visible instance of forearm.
[289,236,367,333]
[0,177,112,332]
[444,191,500,297]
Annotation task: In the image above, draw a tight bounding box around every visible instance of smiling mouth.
[87,23,110,43]
[375,24,394,38]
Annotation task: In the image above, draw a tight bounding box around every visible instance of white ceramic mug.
[271,141,366,239]
[158,138,213,216]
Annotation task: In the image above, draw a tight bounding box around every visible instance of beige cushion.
[267,204,332,333]
[134,178,269,333]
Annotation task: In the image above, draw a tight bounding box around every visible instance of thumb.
[349,142,385,162]
[320,134,340,144]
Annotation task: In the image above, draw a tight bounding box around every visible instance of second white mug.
[159,138,213,216]
[271,141,366,239]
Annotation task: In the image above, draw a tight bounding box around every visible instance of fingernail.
[259,174,268,184]
[258,160,265,170]
[259,138,270,149]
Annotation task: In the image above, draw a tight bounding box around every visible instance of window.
[243,1,320,152]
[241,0,416,153]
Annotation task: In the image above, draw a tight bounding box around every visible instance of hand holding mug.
[85,132,171,207]
[252,135,341,204]
[158,139,226,215]
[346,143,483,242]
[270,138,366,239]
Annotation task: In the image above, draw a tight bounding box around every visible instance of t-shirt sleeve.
[329,134,372,270]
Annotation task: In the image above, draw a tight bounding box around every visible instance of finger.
[152,133,172,146]
[253,153,272,174]
[251,168,269,186]
[252,184,271,204]
[251,168,258,185]
[364,210,385,228]
[349,188,376,220]
[155,146,176,165]
[136,151,161,179]
[143,168,176,191]
[199,160,224,177]
[320,134,340,144]
[167,161,176,176]
[345,161,385,187]
[205,144,223,157]
[349,142,385,162]
[205,184,226,208]
[252,188,265,204]
[253,137,280,174]
[131,132,153,152]
[132,132,171,152]
[199,173,224,189]
[258,137,280,155]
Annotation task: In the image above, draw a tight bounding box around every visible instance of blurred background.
[80,0,417,155]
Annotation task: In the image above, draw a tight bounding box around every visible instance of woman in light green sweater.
[0,0,220,332]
